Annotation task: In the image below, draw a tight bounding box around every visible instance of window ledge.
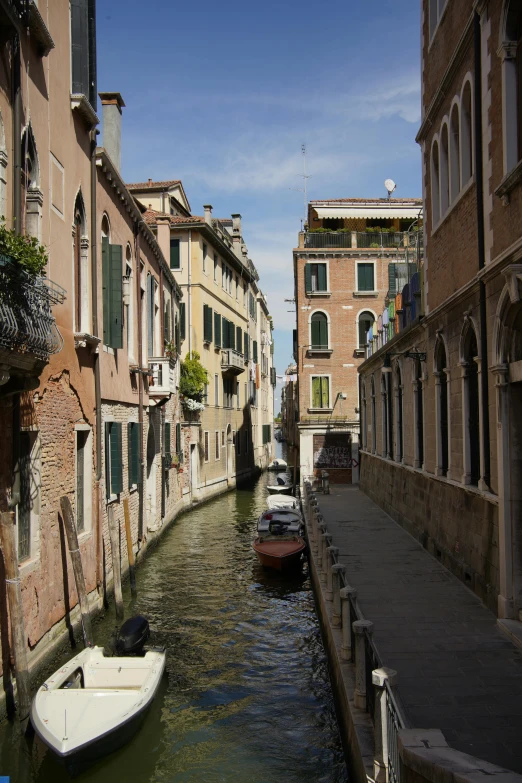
[307,348,333,356]
[307,408,334,413]
[71,94,100,129]
[107,494,119,504]
[74,332,101,353]
[495,160,522,201]
[306,290,331,297]
[353,290,378,298]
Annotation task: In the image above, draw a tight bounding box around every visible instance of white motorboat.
[257,508,304,536]
[267,458,288,471]
[31,617,165,766]
[266,494,299,510]
[267,482,293,494]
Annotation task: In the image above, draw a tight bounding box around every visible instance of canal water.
[0,456,348,782]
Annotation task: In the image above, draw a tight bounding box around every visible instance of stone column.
[460,361,471,485]
[444,367,453,480]
[475,356,488,491]
[434,370,443,476]
[372,667,398,783]
[325,545,339,600]
[332,564,345,626]
[381,388,387,457]
[353,619,373,710]
[493,364,514,619]
[340,586,357,660]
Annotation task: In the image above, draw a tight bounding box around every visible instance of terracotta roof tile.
[310,197,422,204]
[143,208,203,226]
[127,179,181,191]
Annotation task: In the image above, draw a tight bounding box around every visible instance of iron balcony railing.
[301,230,422,251]
[221,349,245,374]
[386,679,405,783]
[0,254,65,361]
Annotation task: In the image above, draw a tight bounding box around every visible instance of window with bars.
[311,376,330,409]
[310,312,329,349]
[304,263,327,294]
[175,422,183,463]
[127,422,140,488]
[76,430,87,533]
[357,263,375,292]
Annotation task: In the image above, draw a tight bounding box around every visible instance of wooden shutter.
[244,332,249,360]
[321,377,329,408]
[109,422,123,495]
[170,239,180,270]
[320,316,328,348]
[176,422,182,461]
[318,264,327,291]
[358,263,374,292]
[229,322,235,351]
[70,0,89,96]
[180,302,186,341]
[236,326,242,354]
[311,316,321,348]
[109,244,123,349]
[165,422,171,456]
[304,263,312,294]
[253,340,258,363]
[312,377,321,408]
[214,312,221,348]
[203,304,213,342]
[147,275,154,357]
[102,237,110,345]
[388,263,397,296]
[128,422,139,488]
[175,315,180,353]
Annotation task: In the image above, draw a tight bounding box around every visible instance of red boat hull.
[253,536,306,571]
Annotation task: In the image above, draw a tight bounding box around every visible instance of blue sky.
[97,0,422,412]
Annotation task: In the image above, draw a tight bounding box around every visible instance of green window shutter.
[321,378,330,408]
[203,304,213,342]
[102,237,110,345]
[180,302,186,341]
[224,319,231,349]
[110,422,123,495]
[253,340,258,363]
[105,422,111,497]
[318,264,327,291]
[175,315,180,353]
[304,263,312,294]
[165,422,171,456]
[176,422,181,454]
[312,377,321,408]
[388,263,397,296]
[128,422,140,488]
[358,263,374,292]
[170,239,180,270]
[127,423,133,488]
[109,244,123,349]
[244,332,249,360]
[236,326,242,354]
[214,312,221,348]
[320,316,328,348]
[229,322,235,351]
[311,316,321,348]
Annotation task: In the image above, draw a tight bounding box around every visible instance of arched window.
[310,311,328,350]
[395,363,403,462]
[440,123,450,216]
[431,140,440,226]
[450,103,461,202]
[73,191,89,334]
[21,124,42,240]
[101,213,110,240]
[358,311,374,350]
[500,1,522,172]
[435,339,449,476]
[414,359,424,469]
[461,80,473,183]
[462,325,480,486]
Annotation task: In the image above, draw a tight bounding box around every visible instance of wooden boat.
[31,617,165,766]
[253,534,306,571]
[267,479,293,494]
[267,458,288,471]
[266,494,299,510]
[257,508,304,537]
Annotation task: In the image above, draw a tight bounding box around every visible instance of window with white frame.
[310,311,329,349]
[358,311,374,348]
[357,262,375,292]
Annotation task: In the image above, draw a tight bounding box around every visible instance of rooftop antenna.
[384,178,396,200]
[289,144,312,222]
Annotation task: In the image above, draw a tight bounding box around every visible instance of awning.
[314,206,422,220]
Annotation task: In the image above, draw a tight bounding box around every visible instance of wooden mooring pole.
[0,511,32,722]
[107,505,124,620]
[59,496,94,648]
[122,498,137,598]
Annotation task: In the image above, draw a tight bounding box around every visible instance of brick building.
[358,1,522,622]
[293,198,421,483]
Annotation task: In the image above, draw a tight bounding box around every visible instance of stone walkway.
[316,485,522,774]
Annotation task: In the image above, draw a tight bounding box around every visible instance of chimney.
[231,213,242,235]
[99,92,126,172]
[203,204,213,225]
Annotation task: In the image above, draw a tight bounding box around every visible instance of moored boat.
[253,535,306,571]
[31,616,165,768]
[266,494,299,510]
[257,508,304,537]
[267,458,288,471]
[267,483,293,494]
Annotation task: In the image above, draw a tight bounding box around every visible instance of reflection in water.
[0,462,348,783]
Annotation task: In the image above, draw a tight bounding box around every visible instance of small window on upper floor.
[304,263,327,294]
[202,243,207,274]
[70,0,96,107]
[170,238,180,270]
[429,0,447,41]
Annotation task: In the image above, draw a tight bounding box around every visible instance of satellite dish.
[384,179,396,198]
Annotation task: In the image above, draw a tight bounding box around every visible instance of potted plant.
[180,351,209,417]
[164,340,178,361]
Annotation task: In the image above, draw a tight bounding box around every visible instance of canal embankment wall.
[0,469,261,720]
[302,481,522,783]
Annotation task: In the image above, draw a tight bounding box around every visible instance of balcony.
[300,230,422,253]
[221,349,245,375]
[148,357,177,395]
[0,0,25,31]
[0,254,65,386]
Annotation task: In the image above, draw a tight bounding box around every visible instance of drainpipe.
[474,10,491,489]
[187,230,192,356]
[135,224,144,542]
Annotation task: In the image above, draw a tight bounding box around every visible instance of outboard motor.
[269,521,287,536]
[115,615,150,656]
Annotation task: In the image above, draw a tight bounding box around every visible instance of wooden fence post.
[107,504,124,620]
[59,496,94,648]
[122,498,137,598]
